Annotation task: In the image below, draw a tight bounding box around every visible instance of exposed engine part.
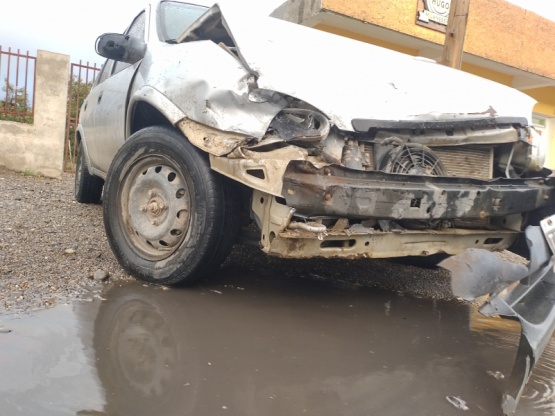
[379,143,446,176]
[341,139,363,170]
[321,130,346,164]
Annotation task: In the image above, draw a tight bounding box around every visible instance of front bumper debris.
[440,214,555,416]
[281,161,554,220]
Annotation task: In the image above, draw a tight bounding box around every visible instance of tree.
[67,75,94,124]
[0,79,33,123]
[65,75,94,170]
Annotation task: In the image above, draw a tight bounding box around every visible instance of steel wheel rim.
[120,156,191,261]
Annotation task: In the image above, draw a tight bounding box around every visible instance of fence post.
[0,50,69,177]
[64,61,99,171]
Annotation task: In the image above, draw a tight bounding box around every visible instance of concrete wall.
[318,0,555,81]
[0,50,70,178]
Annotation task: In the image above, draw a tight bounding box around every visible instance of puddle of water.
[0,304,104,415]
[471,309,555,415]
[1,269,555,415]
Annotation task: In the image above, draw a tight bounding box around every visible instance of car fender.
[128,85,253,157]
[127,85,187,134]
[76,124,105,179]
[138,41,287,138]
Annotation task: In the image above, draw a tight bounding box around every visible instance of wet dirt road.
[1,268,555,416]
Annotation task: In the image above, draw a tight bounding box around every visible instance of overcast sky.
[1,0,554,67]
[0,0,285,67]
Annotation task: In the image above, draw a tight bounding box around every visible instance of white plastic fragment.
[486,370,505,380]
[446,396,469,411]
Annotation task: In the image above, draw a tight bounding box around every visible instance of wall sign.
[416,0,451,33]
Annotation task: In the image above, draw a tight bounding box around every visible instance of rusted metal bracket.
[281,160,555,220]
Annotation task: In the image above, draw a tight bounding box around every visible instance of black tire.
[75,140,104,203]
[103,126,240,286]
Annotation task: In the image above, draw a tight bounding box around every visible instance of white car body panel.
[210,5,536,132]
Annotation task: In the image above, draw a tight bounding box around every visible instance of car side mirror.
[96,33,146,64]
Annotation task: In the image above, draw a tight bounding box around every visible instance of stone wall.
[0,50,70,178]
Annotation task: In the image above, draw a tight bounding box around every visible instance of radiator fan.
[380,144,446,176]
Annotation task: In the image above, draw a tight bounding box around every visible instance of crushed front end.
[210,110,554,260]
[173,3,555,260]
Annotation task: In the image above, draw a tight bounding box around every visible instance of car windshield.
[158,1,208,42]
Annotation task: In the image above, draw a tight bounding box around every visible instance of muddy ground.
[0,165,525,315]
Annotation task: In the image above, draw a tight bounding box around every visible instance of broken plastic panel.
[440,213,555,416]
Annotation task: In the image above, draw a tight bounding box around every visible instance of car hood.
[181,5,535,132]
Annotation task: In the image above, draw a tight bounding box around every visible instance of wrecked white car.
[75,2,555,414]
[76,1,553,284]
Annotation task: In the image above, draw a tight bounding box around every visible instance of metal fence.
[1,46,101,171]
[0,46,36,123]
[64,61,100,171]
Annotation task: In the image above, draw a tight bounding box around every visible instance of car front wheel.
[103,126,240,285]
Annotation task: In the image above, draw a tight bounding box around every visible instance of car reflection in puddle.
[1,269,555,416]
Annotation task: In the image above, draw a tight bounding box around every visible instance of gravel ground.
[0,166,133,315]
[0,165,526,316]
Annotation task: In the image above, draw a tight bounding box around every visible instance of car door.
[91,9,148,174]
[79,59,114,170]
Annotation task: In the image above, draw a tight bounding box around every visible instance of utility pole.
[441,0,471,69]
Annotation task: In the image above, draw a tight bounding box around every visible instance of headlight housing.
[526,126,546,171]
[269,108,330,147]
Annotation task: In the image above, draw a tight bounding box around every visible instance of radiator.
[361,144,493,180]
[432,146,493,180]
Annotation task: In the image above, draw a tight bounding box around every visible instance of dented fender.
[137,41,286,138]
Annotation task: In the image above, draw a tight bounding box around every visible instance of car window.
[157,1,208,42]
[113,10,147,75]
[127,10,147,40]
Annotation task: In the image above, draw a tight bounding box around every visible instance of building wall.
[527,88,555,168]
[321,0,555,80]
[0,51,70,178]
[313,24,419,55]
[314,23,516,86]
